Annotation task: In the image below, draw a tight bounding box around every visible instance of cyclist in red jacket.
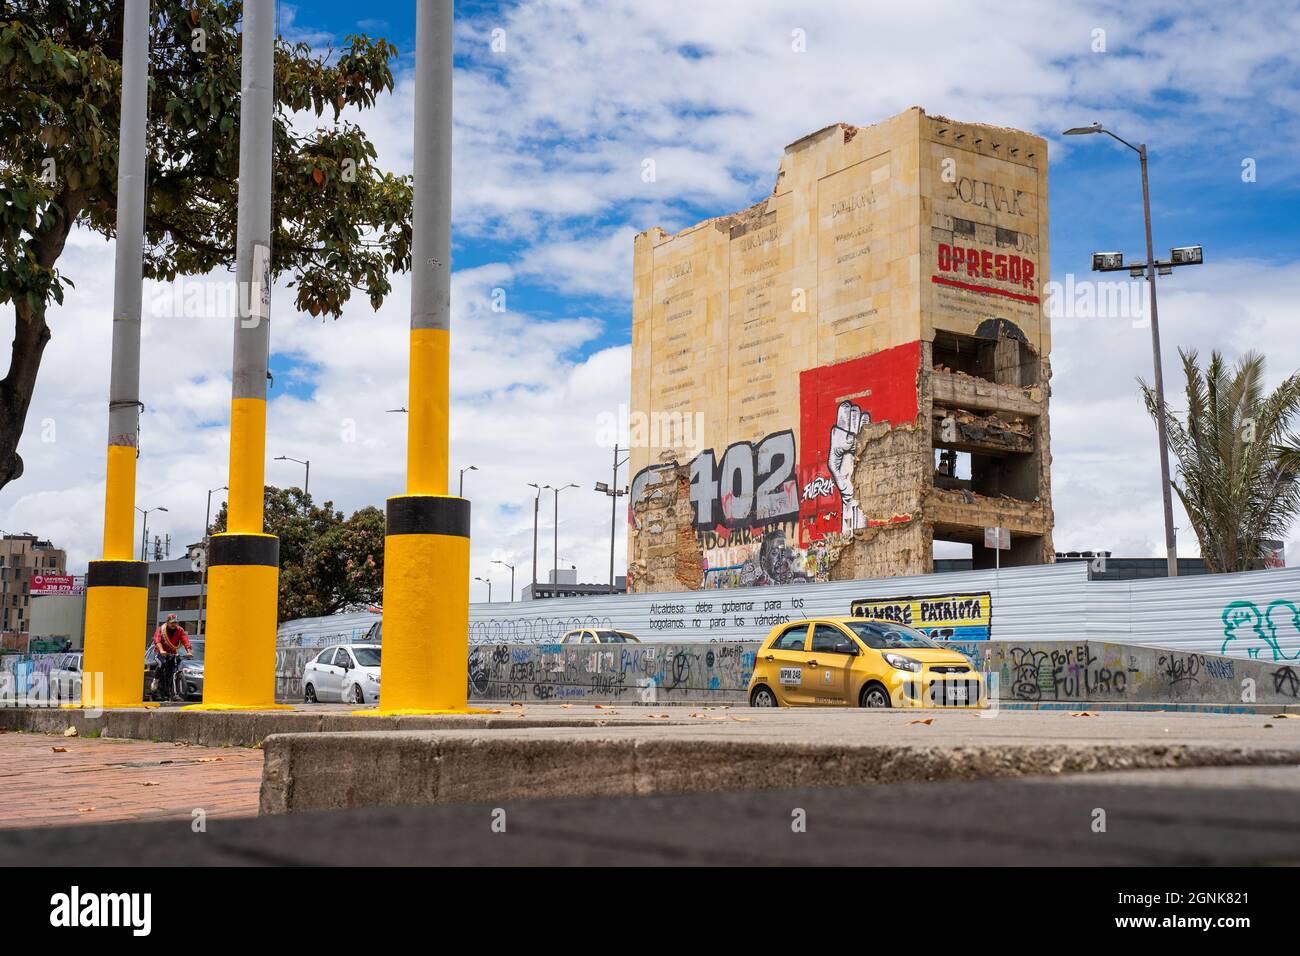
[150,614,191,701]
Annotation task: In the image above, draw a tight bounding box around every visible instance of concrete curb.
[0,706,658,747]
[258,730,1300,814]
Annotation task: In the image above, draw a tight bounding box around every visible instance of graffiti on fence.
[463,641,758,702]
[1220,599,1300,661]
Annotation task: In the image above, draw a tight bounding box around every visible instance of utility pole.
[196,485,226,641]
[595,444,629,593]
[492,560,515,602]
[194,0,284,710]
[1137,143,1178,578]
[529,482,542,593]
[82,0,151,707]
[545,483,578,582]
[1065,123,1200,578]
[374,1,476,713]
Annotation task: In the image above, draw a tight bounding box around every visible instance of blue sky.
[10,0,1300,588]
[278,0,1300,381]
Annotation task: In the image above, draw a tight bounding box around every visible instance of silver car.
[302,643,381,704]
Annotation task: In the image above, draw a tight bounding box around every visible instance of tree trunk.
[0,190,84,492]
[0,299,52,489]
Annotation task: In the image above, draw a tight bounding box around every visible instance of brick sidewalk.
[0,730,262,828]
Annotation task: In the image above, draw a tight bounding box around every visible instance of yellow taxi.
[747,617,986,708]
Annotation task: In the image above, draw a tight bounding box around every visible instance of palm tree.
[1141,349,1300,572]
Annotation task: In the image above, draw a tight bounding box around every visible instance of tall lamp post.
[528,482,542,593]
[197,485,227,641]
[491,559,515,602]
[474,575,492,603]
[543,483,578,583]
[595,443,629,592]
[136,506,168,562]
[458,465,477,497]
[1064,122,1204,578]
[274,455,310,497]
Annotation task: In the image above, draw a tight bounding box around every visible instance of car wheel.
[304,683,318,703]
[859,683,891,708]
[749,685,779,708]
[347,683,364,705]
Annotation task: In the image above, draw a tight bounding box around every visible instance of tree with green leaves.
[1141,349,1300,572]
[0,1,411,488]
[211,485,385,620]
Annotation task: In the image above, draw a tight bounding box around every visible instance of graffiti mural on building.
[1219,599,1300,661]
[629,341,923,590]
[851,591,992,642]
[798,341,921,543]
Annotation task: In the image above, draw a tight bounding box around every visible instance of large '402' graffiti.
[1220,600,1300,661]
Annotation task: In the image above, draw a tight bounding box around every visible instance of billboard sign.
[31,574,83,596]
[850,591,992,642]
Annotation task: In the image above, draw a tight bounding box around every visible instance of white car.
[302,643,381,704]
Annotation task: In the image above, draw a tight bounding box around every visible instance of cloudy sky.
[6,0,1300,599]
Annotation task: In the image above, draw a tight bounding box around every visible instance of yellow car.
[747,617,986,708]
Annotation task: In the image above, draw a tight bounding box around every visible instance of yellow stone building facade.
[628,107,1053,592]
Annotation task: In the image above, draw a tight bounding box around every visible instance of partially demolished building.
[627,107,1053,592]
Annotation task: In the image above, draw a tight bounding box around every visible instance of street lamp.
[136,506,168,562]
[491,559,515,603]
[528,482,542,593]
[274,455,310,497]
[1064,122,1204,577]
[543,483,578,583]
[595,443,629,592]
[474,575,492,603]
[459,464,478,497]
[197,485,227,641]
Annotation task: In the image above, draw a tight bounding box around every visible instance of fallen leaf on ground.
[193,757,224,763]
[560,704,572,709]
[510,702,523,707]
[1068,711,1099,717]
[728,716,752,722]
[78,807,96,813]
[1273,713,1299,719]
[908,718,934,726]
[139,781,160,787]
[51,746,68,753]
[63,726,78,737]
[593,704,610,709]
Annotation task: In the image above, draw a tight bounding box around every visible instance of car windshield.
[594,631,628,643]
[843,620,941,649]
[352,647,381,666]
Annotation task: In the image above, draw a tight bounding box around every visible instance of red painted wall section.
[797,340,922,545]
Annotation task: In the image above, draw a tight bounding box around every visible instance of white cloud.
[5,0,1300,608]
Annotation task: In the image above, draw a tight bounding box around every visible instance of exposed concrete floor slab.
[5,765,1300,866]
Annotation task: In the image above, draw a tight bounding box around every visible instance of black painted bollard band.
[209,534,280,568]
[387,495,471,538]
[86,560,148,589]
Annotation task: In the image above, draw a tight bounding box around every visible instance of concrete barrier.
[257,710,1300,813]
[951,640,1298,707]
